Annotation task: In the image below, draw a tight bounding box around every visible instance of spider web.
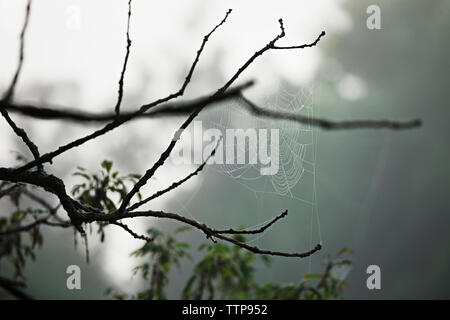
[166,83,323,271]
[210,86,313,200]
[200,83,323,253]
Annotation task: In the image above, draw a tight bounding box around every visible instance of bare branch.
[0,217,71,236]
[0,0,42,171]
[2,0,32,101]
[272,30,326,50]
[0,168,85,233]
[0,183,21,199]
[117,10,234,212]
[0,4,423,266]
[133,8,233,116]
[21,188,58,214]
[127,136,223,212]
[175,8,233,97]
[84,209,321,259]
[114,0,133,115]
[239,94,422,130]
[211,210,288,235]
[2,81,253,123]
[116,18,297,213]
[212,232,321,258]
[111,221,152,242]
[0,104,42,171]
[12,6,238,175]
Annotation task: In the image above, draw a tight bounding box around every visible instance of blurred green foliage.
[0,183,44,280]
[1,160,352,300]
[108,228,352,300]
[71,160,142,242]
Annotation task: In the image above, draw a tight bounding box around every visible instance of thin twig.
[117,10,233,212]
[0,217,71,236]
[22,188,58,215]
[2,0,32,101]
[85,209,321,259]
[117,17,292,213]
[211,210,288,235]
[127,136,223,212]
[0,104,42,170]
[111,221,152,242]
[114,0,133,115]
[0,0,42,171]
[11,80,249,175]
[272,31,326,50]
[0,183,21,199]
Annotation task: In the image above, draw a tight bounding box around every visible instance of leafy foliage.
[72,160,142,212]
[183,234,267,300]
[1,160,352,300]
[71,160,142,242]
[130,227,192,300]
[0,183,45,279]
[107,227,352,300]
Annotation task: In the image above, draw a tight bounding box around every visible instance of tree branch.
[0,168,85,233]
[0,216,71,236]
[211,210,288,235]
[21,188,59,215]
[0,183,21,199]
[111,221,152,242]
[114,0,133,115]
[127,136,222,212]
[0,0,42,171]
[0,103,42,170]
[2,0,32,101]
[272,30,326,50]
[239,94,422,130]
[1,81,253,124]
[116,10,234,212]
[0,3,423,265]
[117,18,320,213]
[83,209,321,259]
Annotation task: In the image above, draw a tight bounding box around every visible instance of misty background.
[0,0,449,299]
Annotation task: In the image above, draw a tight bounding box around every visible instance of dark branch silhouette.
[239,94,422,130]
[1,81,253,123]
[0,217,70,236]
[211,210,288,235]
[114,0,133,115]
[0,2,423,300]
[0,0,42,171]
[11,9,234,175]
[111,221,152,242]
[128,136,223,212]
[83,209,322,259]
[2,0,32,101]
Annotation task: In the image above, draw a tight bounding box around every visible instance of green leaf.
[73,172,91,180]
[128,173,142,180]
[101,160,113,173]
[11,210,27,222]
[182,275,196,299]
